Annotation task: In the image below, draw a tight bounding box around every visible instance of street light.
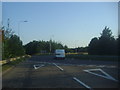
[18,20,28,38]
[49,35,54,54]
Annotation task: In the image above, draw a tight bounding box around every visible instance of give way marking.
[33,64,45,70]
[83,68,118,82]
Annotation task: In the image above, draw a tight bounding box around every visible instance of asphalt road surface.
[2,55,119,89]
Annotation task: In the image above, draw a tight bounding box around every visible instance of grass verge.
[66,54,119,62]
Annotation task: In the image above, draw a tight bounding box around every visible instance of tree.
[8,35,25,57]
[24,40,41,55]
[64,45,68,53]
[2,18,25,59]
[2,28,14,59]
[24,40,67,55]
[88,26,117,55]
[100,26,113,39]
[88,37,99,55]
[98,26,116,55]
[117,35,120,55]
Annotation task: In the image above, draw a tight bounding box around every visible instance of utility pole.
[49,38,52,54]
[7,18,10,30]
[0,30,2,60]
[49,35,54,54]
[75,40,78,53]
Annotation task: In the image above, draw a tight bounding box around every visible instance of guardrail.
[0,55,31,65]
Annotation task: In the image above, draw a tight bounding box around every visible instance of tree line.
[1,27,25,60]
[88,26,119,55]
[24,40,68,55]
[1,20,119,60]
[1,28,68,58]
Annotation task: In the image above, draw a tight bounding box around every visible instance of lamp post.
[18,20,28,38]
[75,40,78,53]
[49,35,54,54]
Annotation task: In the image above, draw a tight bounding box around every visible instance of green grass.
[2,56,30,72]
[66,54,119,62]
[35,53,54,56]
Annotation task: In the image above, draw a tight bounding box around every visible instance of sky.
[2,2,118,48]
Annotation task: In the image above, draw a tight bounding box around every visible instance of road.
[2,55,119,89]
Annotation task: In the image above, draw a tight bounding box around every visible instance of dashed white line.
[53,63,64,71]
[73,77,91,89]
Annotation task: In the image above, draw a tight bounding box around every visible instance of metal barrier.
[0,55,31,65]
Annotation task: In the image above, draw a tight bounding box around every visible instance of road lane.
[29,55,118,66]
[2,55,119,88]
[2,57,83,88]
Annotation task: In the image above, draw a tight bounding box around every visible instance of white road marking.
[28,61,117,68]
[73,77,91,89]
[33,64,44,69]
[96,65,105,68]
[53,63,64,71]
[83,68,118,82]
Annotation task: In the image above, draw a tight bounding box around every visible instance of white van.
[55,49,65,59]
